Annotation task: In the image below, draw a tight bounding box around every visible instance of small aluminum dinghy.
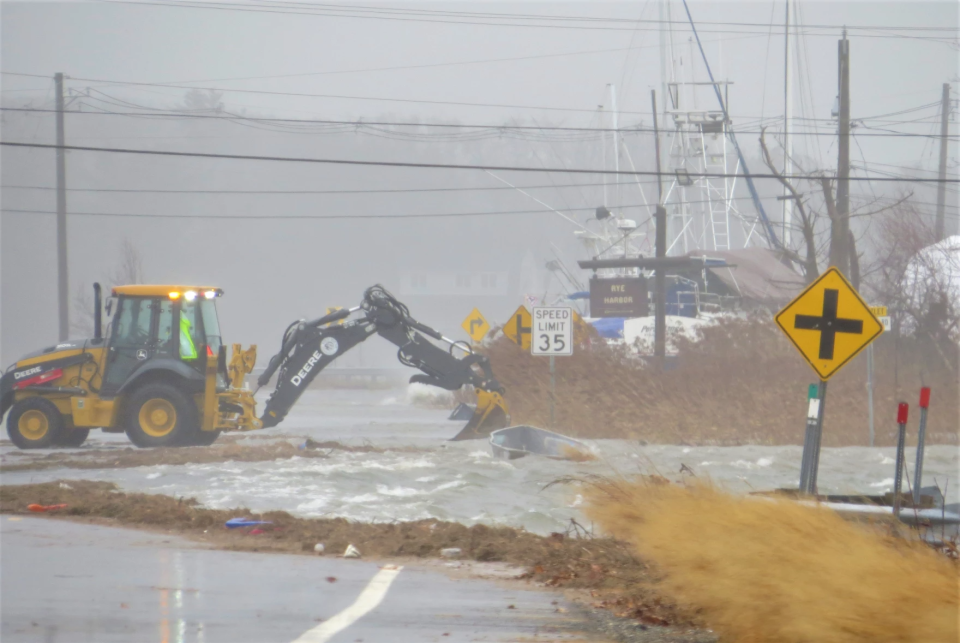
[489,425,593,461]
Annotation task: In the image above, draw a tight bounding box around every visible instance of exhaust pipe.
[93,282,102,341]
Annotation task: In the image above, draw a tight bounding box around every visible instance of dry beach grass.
[584,477,960,643]
[485,318,958,446]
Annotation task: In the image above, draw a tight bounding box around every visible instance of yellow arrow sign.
[461,308,490,343]
[503,305,532,350]
[775,267,883,380]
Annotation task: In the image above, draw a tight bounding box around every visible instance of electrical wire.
[3,106,953,140]
[2,141,957,183]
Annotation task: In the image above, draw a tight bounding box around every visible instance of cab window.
[112,298,153,346]
[156,300,176,356]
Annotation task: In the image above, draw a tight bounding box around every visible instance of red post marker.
[897,402,909,425]
[893,403,909,518]
[919,387,931,409]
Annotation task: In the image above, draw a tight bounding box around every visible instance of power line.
[3,107,953,140]
[1,179,658,195]
[3,141,957,183]
[100,0,960,43]
[4,182,948,210]
[66,76,657,115]
[2,202,653,220]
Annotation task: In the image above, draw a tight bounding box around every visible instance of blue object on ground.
[225,518,273,529]
[588,317,625,339]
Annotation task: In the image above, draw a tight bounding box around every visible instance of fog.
[2,1,957,366]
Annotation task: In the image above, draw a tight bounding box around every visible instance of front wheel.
[6,398,65,449]
[57,428,90,447]
[124,383,199,448]
[185,430,221,446]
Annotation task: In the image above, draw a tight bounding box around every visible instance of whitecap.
[145,472,162,480]
[342,493,379,504]
[869,478,895,488]
[376,485,423,497]
[431,480,466,493]
[756,457,774,467]
[296,497,329,511]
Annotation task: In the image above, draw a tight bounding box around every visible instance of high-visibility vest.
[179,314,198,360]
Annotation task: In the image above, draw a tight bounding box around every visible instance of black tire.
[123,383,200,448]
[6,397,65,449]
[185,430,221,446]
[57,428,90,447]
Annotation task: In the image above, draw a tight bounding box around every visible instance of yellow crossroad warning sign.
[461,308,490,343]
[503,305,532,351]
[775,267,883,380]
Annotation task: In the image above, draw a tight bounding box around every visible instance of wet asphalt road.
[1,517,597,643]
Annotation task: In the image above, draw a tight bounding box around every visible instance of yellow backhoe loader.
[1,284,508,449]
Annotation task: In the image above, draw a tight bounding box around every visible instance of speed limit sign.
[531,307,574,356]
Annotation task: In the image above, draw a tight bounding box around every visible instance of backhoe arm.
[257,285,508,439]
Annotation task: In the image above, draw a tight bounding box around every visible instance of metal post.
[808,380,828,495]
[893,402,909,518]
[799,383,819,494]
[549,355,556,428]
[935,83,950,240]
[866,344,875,447]
[55,72,69,341]
[837,34,851,274]
[913,387,931,506]
[782,0,793,246]
[652,90,666,366]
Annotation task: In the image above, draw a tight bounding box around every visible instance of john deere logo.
[320,337,339,356]
[136,349,148,361]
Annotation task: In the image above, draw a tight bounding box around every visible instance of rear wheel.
[57,428,90,447]
[124,383,199,448]
[6,398,65,449]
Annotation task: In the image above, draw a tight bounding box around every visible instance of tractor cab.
[102,285,225,395]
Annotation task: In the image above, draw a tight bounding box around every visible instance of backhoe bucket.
[450,390,509,441]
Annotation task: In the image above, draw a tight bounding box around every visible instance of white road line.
[291,566,403,643]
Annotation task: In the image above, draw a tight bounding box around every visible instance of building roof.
[685,247,806,305]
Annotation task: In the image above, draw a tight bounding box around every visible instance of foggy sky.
[2,1,957,366]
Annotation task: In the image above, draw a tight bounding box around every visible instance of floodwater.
[2,386,958,535]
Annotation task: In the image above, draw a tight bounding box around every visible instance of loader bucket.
[450,390,509,441]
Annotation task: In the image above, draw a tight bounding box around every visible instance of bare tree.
[181,88,223,112]
[71,239,145,337]
[759,128,908,288]
[866,210,959,368]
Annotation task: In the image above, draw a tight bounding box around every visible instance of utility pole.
[935,83,951,240]
[782,0,793,246]
[836,33,851,276]
[652,89,666,364]
[55,72,69,341]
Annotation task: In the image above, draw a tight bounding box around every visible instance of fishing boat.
[489,425,593,461]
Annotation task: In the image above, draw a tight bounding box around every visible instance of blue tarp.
[588,317,626,339]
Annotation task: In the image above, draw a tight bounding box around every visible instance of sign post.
[893,402,909,518]
[775,267,883,495]
[866,305,887,447]
[531,306,574,427]
[913,387,931,506]
[798,384,820,494]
